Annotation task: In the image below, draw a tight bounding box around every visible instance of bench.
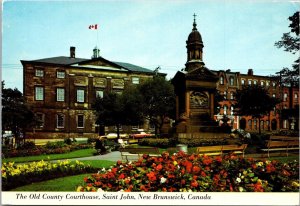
[270,136,299,141]
[119,147,161,162]
[196,144,247,157]
[261,140,299,157]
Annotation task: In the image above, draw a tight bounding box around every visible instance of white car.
[102,133,128,139]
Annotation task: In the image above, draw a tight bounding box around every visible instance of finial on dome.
[193,13,197,31]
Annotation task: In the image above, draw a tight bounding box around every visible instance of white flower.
[97,188,104,192]
[120,165,123,168]
[239,187,244,192]
[128,161,132,165]
[160,177,167,184]
[236,177,241,183]
[188,189,192,192]
[119,189,124,192]
[101,168,106,172]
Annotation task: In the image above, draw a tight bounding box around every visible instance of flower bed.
[2,143,93,158]
[2,160,97,190]
[78,152,299,192]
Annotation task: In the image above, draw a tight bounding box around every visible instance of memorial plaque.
[190,91,208,109]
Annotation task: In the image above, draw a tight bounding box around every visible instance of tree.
[274,11,299,86]
[2,81,36,147]
[93,86,143,139]
[138,76,176,136]
[233,85,280,134]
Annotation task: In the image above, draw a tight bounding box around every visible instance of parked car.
[129,131,154,139]
[100,133,129,140]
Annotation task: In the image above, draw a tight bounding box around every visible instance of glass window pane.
[35,69,44,77]
[96,90,104,98]
[57,114,64,128]
[57,71,65,78]
[35,87,44,100]
[77,89,84,102]
[77,115,84,128]
[57,88,65,101]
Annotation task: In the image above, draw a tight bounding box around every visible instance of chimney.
[247,69,253,76]
[70,46,76,58]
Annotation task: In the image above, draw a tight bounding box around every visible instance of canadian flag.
[89,24,98,30]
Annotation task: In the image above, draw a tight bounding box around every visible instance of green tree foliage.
[234,85,280,134]
[138,76,176,136]
[2,81,36,146]
[274,11,299,86]
[93,86,143,138]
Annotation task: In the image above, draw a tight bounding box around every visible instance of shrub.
[179,138,226,147]
[78,152,299,192]
[2,160,97,190]
[64,138,73,145]
[45,141,66,149]
[19,141,36,150]
[139,138,171,148]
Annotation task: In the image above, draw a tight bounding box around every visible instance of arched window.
[254,119,257,130]
[295,93,298,101]
[248,120,252,130]
[230,106,234,115]
[284,93,288,101]
[230,92,234,100]
[224,91,227,99]
[223,105,227,115]
[220,76,224,85]
[260,121,264,130]
[241,79,245,85]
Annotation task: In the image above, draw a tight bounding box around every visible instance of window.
[35,69,44,77]
[254,119,257,130]
[132,77,140,84]
[35,86,44,101]
[266,120,269,129]
[266,81,270,87]
[224,91,227,100]
[284,93,288,101]
[56,88,65,102]
[248,80,252,85]
[230,92,234,100]
[56,114,64,128]
[96,90,104,98]
[260,81,264,86]
[36,113,45,128]
[294,93,298,101]
[230,106,234,115]
[223,105,227,115]
[57,71,65,78]
[253,80,257,85]
[283,120,288,129]
[220,76,224,85]
[272,82,276,87]
[77,114,84,128]
[248,120,252,130]
[229,77,234,86]
[77,89,85,103]
[241,79,245,85]
[260,121,264,130]
[272,94,276,98]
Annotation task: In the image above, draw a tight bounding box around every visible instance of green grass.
[79,160,116,169]
[269,155,299,163]
[2,148,96,163]
[11,173,91,191]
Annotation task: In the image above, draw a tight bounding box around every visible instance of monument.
[171,14,226,141]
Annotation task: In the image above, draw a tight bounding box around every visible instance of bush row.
[2,160,97,190]
[2,143,93,158]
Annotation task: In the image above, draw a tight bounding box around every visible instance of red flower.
[191,180,198,188]
[201,171,207,177]
[125,179,130,184]
[193,175,198,180]
[83,177,88,182]
[192,166,201,174]
[140,185,148,192]
[254,182,264,192]
[168,173,176,179]
[282,169,291,176]
[156,164,163,171]
[203,157,213,166]
[252,164,257,169]
[118,173,125,179]
[147,172,157,181]
[181,179,186,185]
[215,156,222,163]
[185,161,193,173]
[111,168,117,174]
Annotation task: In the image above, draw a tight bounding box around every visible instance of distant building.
[22,47,163,139]
[212,69,299,132]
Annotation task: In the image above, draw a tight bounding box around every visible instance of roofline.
[211,69,277,78]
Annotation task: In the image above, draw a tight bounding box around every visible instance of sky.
[2,0,299,91]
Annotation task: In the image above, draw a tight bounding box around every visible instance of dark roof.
[29,56,88,65]
[113,62,154,73]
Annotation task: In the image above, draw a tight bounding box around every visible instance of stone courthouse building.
[22,47,161,139]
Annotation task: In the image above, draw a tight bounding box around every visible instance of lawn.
[2,148,96,163]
